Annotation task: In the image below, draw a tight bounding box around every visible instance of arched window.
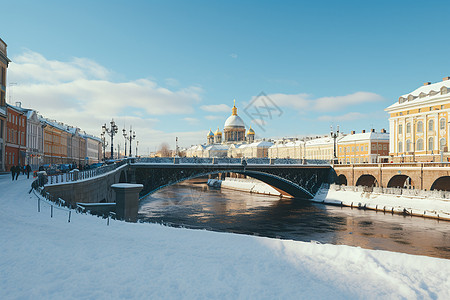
[428,137,434,151]
[406,123,411,134]
[441,86,448,95]
[440,138,447,151]
[428,119,434,132]
[417,139,424,151]
[406,139,411,152]
[440,118,446,130]
[417,121,423,133]
[398,141,403,153]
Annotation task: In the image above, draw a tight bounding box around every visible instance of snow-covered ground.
[314,185,450,221]
[1,174,450,299]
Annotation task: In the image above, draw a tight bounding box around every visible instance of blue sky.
[2,0,450,153]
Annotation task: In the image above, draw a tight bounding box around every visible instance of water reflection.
[139,180,450,259]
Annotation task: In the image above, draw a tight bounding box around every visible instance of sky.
[2,0,450,154]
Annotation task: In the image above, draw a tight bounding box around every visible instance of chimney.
[15,101,22,108]
[443,76,450,81]
[351,130,355,135]
[362,130,365,133]
[424,82,431,86]
[381,129,386,133]
[371,129,375,132]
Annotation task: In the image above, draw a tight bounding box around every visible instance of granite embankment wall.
[44,165,129,205]
[313,184,450,221]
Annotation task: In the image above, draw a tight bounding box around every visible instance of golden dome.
[215,127,222,135]
[207,129,214,137]
[247,126,255,135]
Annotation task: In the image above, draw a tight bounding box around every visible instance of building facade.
[25,109,44,169]
[337,129,389,164]
[385,78,450,162]
[5,104,27,170]
[0,37,10,171]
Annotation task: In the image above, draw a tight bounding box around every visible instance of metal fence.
[135,157,329,165]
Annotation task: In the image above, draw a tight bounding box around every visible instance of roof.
[386,79,450,111]
[224,115,245,128]
[204,144,229,151]
[339,131,389,143]
[248,141,273,148]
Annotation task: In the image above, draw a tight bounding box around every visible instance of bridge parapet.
[135,157,329,165]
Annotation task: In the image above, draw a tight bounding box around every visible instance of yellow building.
[385,77,450,162]
[337,129,389,164]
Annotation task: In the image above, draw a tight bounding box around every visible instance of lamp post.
[136,141,139,157]
[330,125,339,165]
[102,119,118,160]
[122,128,128,157]
[100,132,109,161]
[124,126,136,157]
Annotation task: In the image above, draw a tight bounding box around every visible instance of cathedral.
[207,100,255,145]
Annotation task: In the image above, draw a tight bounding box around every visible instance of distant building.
[0,37,11,171]
[5,103,27,170]
[337,129,389,164]
[385,77,450,162]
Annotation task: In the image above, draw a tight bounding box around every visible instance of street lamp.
[136,141,139,157]
[102,119,118,160]
[100,132,109,161]
[122,128,128,157]
[330,125,339,165]
[125,126,136,157]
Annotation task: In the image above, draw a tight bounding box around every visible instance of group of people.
[10,164,32,181]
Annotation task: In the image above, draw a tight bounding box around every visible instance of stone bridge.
[334,163,450,191]
[130,158,333,199]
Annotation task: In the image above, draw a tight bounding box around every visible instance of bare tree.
[157,142,171,157]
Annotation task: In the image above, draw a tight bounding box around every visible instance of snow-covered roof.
[386,79,450,111]
[248,141,273,148]
[339,131,389,143]
[204,144,229,151]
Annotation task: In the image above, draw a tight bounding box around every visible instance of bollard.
[51,205,53,218]
[38,198,40,212]
[111,183,143,222]
[68,211,71,223]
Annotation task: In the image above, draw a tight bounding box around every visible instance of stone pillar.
[111,183,143,222]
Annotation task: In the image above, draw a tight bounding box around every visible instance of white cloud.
[183,117,199,124]
[200,104,231,113]
[230,53,238,59]
[263,92,384,113]
[7,50,204,151]
[313,92,384,112]
[205,115,222,121]
[318,112,367,122]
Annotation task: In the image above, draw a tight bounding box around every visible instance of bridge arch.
[430,176,450,191]
[387,175,413,188]
[355,174,378,187]
[337,174,347,186]
[134,165,331,200]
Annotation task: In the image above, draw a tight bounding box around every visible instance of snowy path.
[1,174,449,299]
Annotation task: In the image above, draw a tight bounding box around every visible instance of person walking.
[15,165,20,180]
[26,164,32,179]
[10,165,16,181]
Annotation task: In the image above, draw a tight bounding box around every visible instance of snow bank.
[210,177,282,196]
[1,174,450,299]
[314,185,450,220]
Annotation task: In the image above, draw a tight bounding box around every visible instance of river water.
[138,179,450,259]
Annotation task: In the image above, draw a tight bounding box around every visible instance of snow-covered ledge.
[111,183,143,222]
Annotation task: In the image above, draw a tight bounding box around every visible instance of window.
[441,105,445,109]
[430,107,433,111]
[406,123,411,134]
[440,118,446,130]
[406,140,411,152]
[398,124,403,134]
[417,139,424,151]
[418,109,421,113]
[428,137,434,151]
[398,141,403,153]
[417,121,423,133]
[428,119,434,132]
[440,138,446,151]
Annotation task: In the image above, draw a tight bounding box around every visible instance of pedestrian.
[15,165,20,180]
[26,164,32,179]
[22,165,26,175]
[10,165,16,181]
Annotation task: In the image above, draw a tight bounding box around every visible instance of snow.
[314,185,450,220]
[1,174,450,299]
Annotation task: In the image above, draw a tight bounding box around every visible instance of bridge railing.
[134,157,330,165]
[335,162,450,168]
[45,159,128,185]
